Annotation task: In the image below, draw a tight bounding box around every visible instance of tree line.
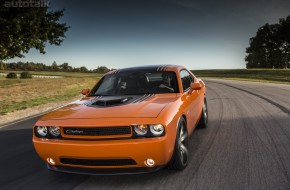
[245,15,290,69]
[0,61,111,73]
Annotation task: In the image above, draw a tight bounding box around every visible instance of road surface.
[1,79,290,190]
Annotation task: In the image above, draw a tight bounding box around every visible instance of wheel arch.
[180,114,188,132]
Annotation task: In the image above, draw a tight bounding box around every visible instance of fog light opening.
[145,158,155,167]
[47,158,56,165]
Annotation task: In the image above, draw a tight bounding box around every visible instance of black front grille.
[63,126,131,136]
[60,158,137,166]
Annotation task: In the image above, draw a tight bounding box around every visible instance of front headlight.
[35,126,62,138]
[133,125,148,136]
[36,126,48,137]
[132,124,165,138]
[49,126,61,137]
[149,124,164,136]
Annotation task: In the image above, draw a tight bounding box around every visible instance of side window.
[180,70,194,91]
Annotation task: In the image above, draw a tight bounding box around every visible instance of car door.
[179,70,201,134]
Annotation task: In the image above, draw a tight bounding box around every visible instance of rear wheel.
[197,98,208,128]
[168,117,189,170]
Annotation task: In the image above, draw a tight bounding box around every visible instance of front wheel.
[197,98,208,128]
[168,117,189,170]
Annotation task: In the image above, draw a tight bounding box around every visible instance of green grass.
[0,78,27,87]
[0,93,79,114]
[0,70,103,78]
[191,69,290,83]
[0,76,98,115]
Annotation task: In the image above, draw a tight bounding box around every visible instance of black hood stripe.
[83,96,103,106]
[133,94,151,103]
[131,94,155,103]
[142,94,155,102]
[84,94,156,107]
[132,94,147,103]
[138,94,152,103]
[133,94,155,103]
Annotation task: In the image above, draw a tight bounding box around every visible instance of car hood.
[40,94,178,120]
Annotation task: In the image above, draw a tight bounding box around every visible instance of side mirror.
[81,88,90,96]
[190,81,202,91]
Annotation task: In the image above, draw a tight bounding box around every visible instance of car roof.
[106,65,185,75]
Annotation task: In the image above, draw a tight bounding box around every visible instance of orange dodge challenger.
[33,65,208,175]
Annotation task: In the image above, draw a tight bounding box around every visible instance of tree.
[60,62,72,71]
[277,16,290,68]
[0,62,6,70]
[0,0,70,61]
[3,61,110,73]
[80,66,88,72]
[20,71,32,79]
[95,66,110,73]
[51,61,58,71]
[6,72,17,79]
[245,15,290,69]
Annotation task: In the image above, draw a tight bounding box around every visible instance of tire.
[168,117,189,170]
[197,98,208,128]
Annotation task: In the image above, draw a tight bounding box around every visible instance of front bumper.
[33,136,174,172]
[47,164,165,175]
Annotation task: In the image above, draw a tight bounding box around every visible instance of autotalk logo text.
[3,0,50,8]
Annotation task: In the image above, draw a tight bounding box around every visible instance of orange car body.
[32,65,206,174]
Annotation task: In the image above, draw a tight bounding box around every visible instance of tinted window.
[180,70,194,91]
[90,71,179,96]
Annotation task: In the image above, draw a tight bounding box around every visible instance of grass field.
[191,69,290,83]
[0,75,99,115]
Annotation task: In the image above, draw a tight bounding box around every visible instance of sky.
[9,0,290,70]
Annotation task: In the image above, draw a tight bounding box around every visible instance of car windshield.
[90,71,179,96]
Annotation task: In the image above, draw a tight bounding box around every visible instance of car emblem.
[65,129,84,134]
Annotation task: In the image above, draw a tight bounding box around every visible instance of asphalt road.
[1,79,290,190]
